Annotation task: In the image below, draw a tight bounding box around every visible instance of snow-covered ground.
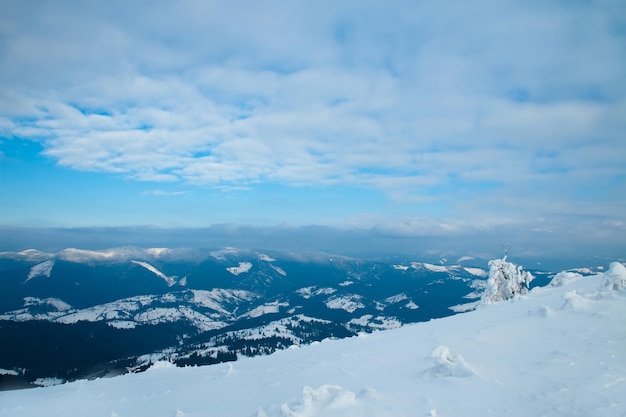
[1,268,625,417]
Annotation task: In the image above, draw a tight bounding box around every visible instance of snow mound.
[426,345,474,378]
[603,262,626,291]
[273,385,361,417]
[561,290,594,312]
[550,270,584,286]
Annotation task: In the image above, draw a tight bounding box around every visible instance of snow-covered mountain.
[0,247,591,388]
[0,263,624,416]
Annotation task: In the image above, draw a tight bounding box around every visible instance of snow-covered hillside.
[1,266,624,417]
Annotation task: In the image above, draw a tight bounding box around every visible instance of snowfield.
[1,267,625,417]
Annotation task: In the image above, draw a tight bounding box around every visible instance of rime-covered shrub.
[602,262,626,291]
[482,256,533,303]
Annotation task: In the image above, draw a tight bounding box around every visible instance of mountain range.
[0,247,561,389]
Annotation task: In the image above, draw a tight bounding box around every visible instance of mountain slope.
[1,269,624,416]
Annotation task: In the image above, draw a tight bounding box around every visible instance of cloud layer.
[1,0,625,241]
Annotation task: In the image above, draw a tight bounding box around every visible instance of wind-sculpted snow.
[426,345,475,378]
[2,269,623,416]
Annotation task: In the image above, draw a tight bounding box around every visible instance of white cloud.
[1,0,625,232]
[141,190,188,196]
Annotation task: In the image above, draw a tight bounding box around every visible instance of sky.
[0,0,625,259]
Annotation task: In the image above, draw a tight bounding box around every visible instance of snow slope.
[131,260,177,286]
[1,271,624,417]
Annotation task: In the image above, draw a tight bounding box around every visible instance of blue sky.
[1,1,625,259]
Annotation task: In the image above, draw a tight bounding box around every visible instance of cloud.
[141,190,188,196]
[1,0,625,234]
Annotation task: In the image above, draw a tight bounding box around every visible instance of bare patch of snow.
[384,293,408,304]
[423,263,449,273]
[392,264,409,271]
[227,262,252,276]
[131,260,176,286]
[210,247,240,260]
[463,267,487,277]
[325,295,364,313]
[146,248,169,257]
[270,264,287,276]
[25,260,54,282]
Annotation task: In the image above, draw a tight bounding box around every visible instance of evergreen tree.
[482,255,533,303]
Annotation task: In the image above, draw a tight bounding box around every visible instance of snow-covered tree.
[482,256,534,303]
[602,262,626,291]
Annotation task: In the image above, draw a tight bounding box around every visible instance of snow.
[602,261,626,290]
[463,266,487,277]
[209,247,240,260]
[325,295,365,313]
[296,286,335,299]
[25,259,54,282]
[0,249,52,262]
[241,301,288,319]
[384,293,408,303]
[131,260,176,286]
[23,297,71,311]
[57,248,120,262]
[347,315,402,330]
[550,270,584,286]
[146,248,169,257]
[32,377,64,388]
[1,268,625,417]
[226,261,252,276]
[392,264,409,271]
[422,263,449,272]
[270,264,287,276]
[0,369,19,376]
[258,253,276,262]
[190,289,256,315]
